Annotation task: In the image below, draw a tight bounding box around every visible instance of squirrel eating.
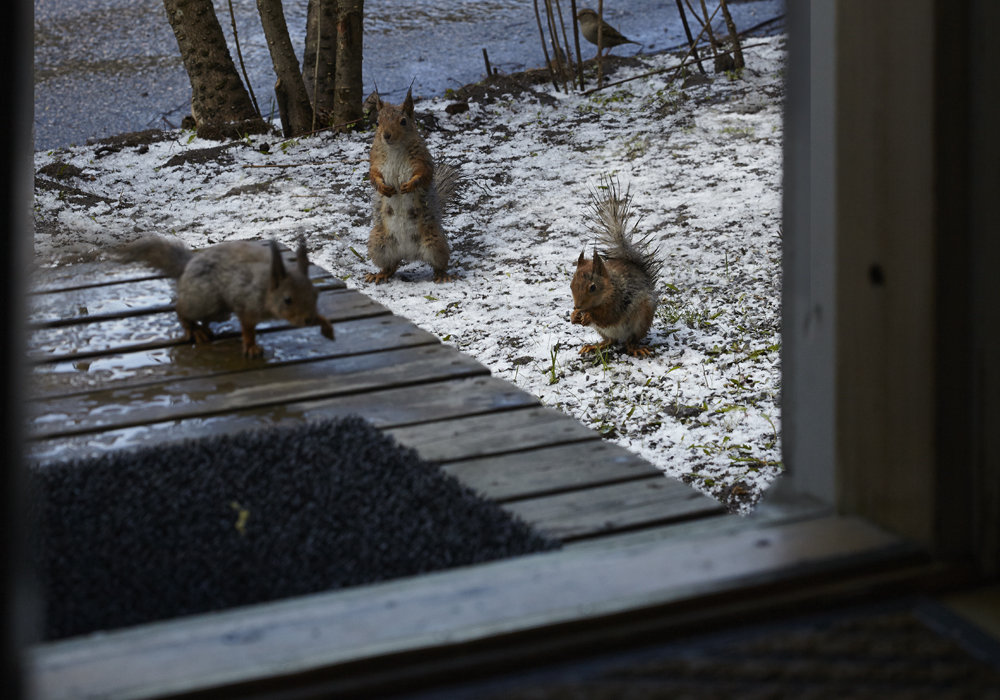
[571,177,662,358]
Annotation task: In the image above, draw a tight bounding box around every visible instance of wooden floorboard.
[29,313,437,398]
[503,475,724,541]
[441,440,660,501]
[385,406,599,463]
[26,288,387,362]
[29,344,488,440]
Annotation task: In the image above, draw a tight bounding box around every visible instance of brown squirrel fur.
[121,237,334,358]
[366,87,459,283]
[570,178,662,357]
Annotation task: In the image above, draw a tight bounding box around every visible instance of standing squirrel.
[121,237,334,358]
[570,177,662,357]
[366,87,459,283]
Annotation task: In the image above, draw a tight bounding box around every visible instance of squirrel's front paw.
[377,184,397,196]
[571,309,591,326]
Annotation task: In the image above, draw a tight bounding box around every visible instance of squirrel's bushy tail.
[118,236,193,279]
[588,176,662,284]
[433,162,462,208]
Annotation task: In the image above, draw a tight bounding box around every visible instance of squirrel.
[120,237,334,358]
[570,177,662,357]
[366,87,460,283]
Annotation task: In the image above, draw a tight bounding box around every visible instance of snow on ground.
[32,35,786,513]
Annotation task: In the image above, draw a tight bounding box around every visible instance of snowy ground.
[32,35,786,513]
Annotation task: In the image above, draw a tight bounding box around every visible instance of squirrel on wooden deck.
[366,87,460,283]
[120,237,334,358]
[570,177,662,357]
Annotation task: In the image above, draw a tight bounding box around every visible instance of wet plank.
[27,376,539,465]
[29,242,343,293]
[441,440,657,502]
[29,314,437,398]
[27,288,389,362]
[28,277,177,326]
[29,344,488,440]
[385,407,598,463]
[503,476,725,542]
[28,276,345,328]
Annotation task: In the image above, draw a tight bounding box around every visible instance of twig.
[554,0,574,86]
[482,48,492,77]
[544,0,568,93]
[674,0,706,74]
[718,0,744,69]
[242,161,348,169]
[227,0,261,118]
[597,0,604,88]
[581,38,774,97]
[311,0,321,132]
[570,0,584,90]
[533,0,559,91]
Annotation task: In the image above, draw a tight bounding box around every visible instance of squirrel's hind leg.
[364,265,398,284]
[180,316,214,346]
[419,219,452,283]
[579,338,614,355]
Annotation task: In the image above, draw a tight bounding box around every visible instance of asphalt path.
[33,0,784,151]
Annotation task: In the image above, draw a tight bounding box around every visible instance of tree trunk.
[332,0,365,131]
[257,0,314,136]
[162,0,265,139]
[718,0,745,70]
[303,0,338,126]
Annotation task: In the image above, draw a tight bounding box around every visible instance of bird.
[576,9,640,56]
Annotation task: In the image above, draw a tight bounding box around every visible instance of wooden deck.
[26,250,724,545]
[25,252,924,699]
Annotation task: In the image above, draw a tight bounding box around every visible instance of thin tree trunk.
[257,0,313,136]
[569,0,584,90]
[303,0,338,125]
[718,0,745,70]
[163,0,264,139]
[674,0,706,74]
[332,0,364,131]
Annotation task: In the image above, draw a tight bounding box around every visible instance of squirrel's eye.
[588,283,597,293]
[284,296,293,305]
[400,117,407,127]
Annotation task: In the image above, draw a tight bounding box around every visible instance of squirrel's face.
[376,88,416,146]
[571,253,612,311]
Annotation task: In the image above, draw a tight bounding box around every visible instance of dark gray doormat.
[30,416,559,641]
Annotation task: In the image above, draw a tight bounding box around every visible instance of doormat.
[30,416,559,641]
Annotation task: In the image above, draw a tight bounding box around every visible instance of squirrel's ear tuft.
[577,250,587,267]
[403,87,415,117]
[592,251,606,276]
[296,237,309,276]
[269,240,288,288]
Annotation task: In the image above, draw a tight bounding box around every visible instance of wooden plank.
[27,516,907,700]
[441,440,657,502]
[28,377,540,465]
[29,344,487,440]
[29,314,437,398]
[385,407,599,463]
[28,277,178,326]
[502,475,725,541]
[29,261,164,293]
[27,289,389,362]
[29,244,343,294]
